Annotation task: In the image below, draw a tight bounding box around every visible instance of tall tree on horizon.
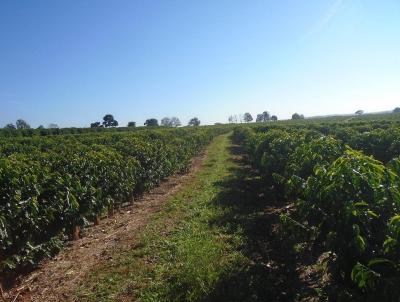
[243,112,253,123]
[91,122,102,128]
[144,118,159,126]
[16,119,30,129]
[188,117,200,126]
[256,111,270,122]
[161,117,171,127]
[102,114,118,127]
[170,117,181,127]
[4,123,16,129]
[292,113,304,120]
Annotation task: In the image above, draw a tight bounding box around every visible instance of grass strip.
[77,134,247,302]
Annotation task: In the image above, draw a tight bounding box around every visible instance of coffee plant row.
[0,126,227,280]
[233,120,400,301]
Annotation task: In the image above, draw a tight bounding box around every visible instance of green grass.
[77,134,247,302]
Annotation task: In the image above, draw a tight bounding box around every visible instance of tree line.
[4,107,400,129]
[4,119,59,129]
[90,115,201,128]
[228,111,278,123]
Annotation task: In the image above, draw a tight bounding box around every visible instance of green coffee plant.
[0,126,226,279]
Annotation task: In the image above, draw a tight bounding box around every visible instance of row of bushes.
[233,125,400,301]
[252,120,400,163]
[0,127,227,280]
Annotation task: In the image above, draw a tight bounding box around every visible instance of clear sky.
[1,0,400,127]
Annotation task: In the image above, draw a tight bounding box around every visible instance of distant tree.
[37,125,45,129]
[355,110,364,115]
[229,114,241,123]
[161,117,181,127]
[161,117,171,127]
[144,118,159,126]
[91,122,101,128]
[393,107,400,113]
[243,113,253,123]
[188,117,200,126]
[170,117,181,127]
[4,123,16,129]
[48,123,59,129]
[16,119,30,129]
[127,121,136,127]
[262,111,270,121]
[102,114,118,127]
[292,113,304,120]
[214,122,223,125]
[271,115,278,121]
[256,111,270,122]
[228,115,237,123]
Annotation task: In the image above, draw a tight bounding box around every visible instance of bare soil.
[3,151,207,302]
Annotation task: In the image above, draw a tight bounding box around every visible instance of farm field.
[0,127,227,286]
[231,117,400,301]
[3,1,400,301]
[2,116,400,301]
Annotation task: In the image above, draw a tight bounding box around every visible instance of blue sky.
[1,0,399,127]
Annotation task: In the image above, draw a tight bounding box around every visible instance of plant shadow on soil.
[201,144,314,302]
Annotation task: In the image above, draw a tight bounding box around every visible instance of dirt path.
[4,149,209,302]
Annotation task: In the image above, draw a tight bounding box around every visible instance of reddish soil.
[2,151,207,302]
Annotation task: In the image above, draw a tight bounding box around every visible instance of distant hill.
[304,110,400,122]
[307,110,392,120]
